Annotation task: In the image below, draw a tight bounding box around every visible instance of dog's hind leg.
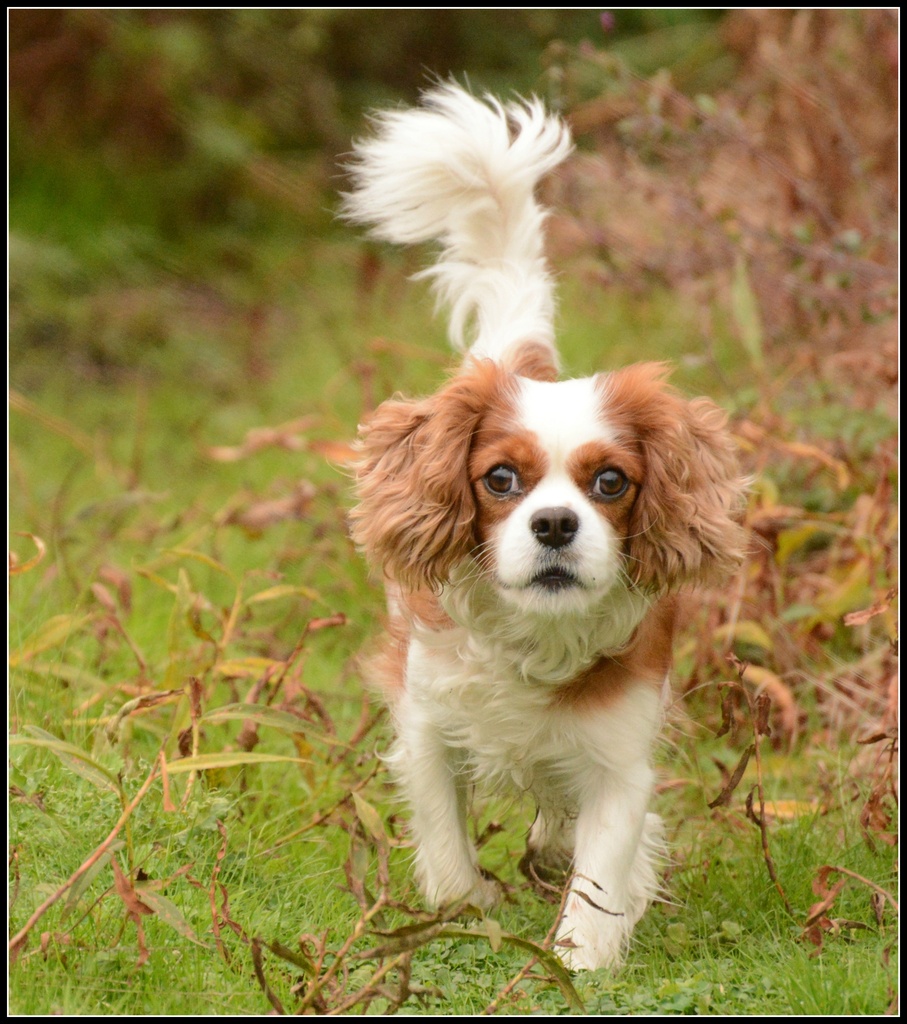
[519,802,577,891]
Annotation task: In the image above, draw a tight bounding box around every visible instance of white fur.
[518,376,618,455]
[348,85,668,971]
[342,83,572,366]
[385,627,665,969]
[439,569,652,686]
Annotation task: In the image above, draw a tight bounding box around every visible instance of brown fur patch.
[597,364,747,590]
[551,595,678,711]
[399,587,455,631]
[362,617,409,700]
[565,439,643,537]
[504,341,559,381]
[352,360,518,590]
[361,587,455,702]
[469,422,549,539]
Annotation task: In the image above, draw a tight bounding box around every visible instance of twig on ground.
[8,755,161,961]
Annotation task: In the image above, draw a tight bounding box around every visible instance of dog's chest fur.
[397,620,665,800]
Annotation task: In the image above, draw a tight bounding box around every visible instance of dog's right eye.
[484,465,521,496]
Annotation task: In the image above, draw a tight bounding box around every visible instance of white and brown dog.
[343,85,745,971]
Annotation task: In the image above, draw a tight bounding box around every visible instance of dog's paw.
[423,870,504,913]
[557,940,623,973]
[463,873,505,911]
[555,891,630,972]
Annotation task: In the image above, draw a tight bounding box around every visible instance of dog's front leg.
[555,763,661,970]
[391,713,500,910]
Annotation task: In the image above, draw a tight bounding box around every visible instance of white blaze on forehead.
[489,373,628,613]
[517,376,615,466]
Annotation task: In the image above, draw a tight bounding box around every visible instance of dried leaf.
[714,684,738,739]
[246,584,322,605]
[105,690,185,743]
[744,787,764,827]
[762,799,820,820]
[98,564,132,613]
[251,937,287,1015]
[306,613,347,632]
[90,582,118,614]
[261,938,316,977]
[844,589,896,626]
[812,865,847,901]
[753,692,773,736]
[859,786,896,844]
[739,665,798,738]
[224,482,316,533]
[708,745,754,808]
[308,438,358,464]
[484,916,503,953]
[713,620,774,651]
[167,547,235,580]
[215,657,285,679]
[205,416,318,461]
[352,792,389,849]
[9,532,47,576]
[111,857,154,921]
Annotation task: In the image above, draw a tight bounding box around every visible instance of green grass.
[9,168,897,1013]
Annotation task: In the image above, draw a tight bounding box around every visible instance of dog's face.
[352,359,745,609]
[469,374,639,615]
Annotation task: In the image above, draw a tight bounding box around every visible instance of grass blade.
[163,751,310,773]
[9,614,95,667]
[13,727,123,795]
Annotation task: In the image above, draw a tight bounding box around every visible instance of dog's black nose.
[530,507,579,548]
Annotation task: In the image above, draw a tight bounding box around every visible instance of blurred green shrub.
[9,10,728,161]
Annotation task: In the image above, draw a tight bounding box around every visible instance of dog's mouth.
[530,566,581,592]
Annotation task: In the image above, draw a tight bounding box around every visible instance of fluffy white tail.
[342,84,573,367]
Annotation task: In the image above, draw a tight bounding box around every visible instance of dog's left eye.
[484,465,521,496]
[592,468,629,500]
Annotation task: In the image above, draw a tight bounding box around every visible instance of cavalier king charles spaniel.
[342,85,746,971]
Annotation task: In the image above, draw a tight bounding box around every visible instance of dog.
[342,84,746,971]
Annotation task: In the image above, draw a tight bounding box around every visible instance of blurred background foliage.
[9,9,730,156]
[9,8,896,376]
[9,9,731,343]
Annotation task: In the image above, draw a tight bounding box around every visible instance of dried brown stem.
[9,756,160,961]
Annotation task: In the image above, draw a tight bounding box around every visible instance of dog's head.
[352,359,746,613]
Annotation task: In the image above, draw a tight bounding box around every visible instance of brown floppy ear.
[351,360,511,590]
[605,363,747,592]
